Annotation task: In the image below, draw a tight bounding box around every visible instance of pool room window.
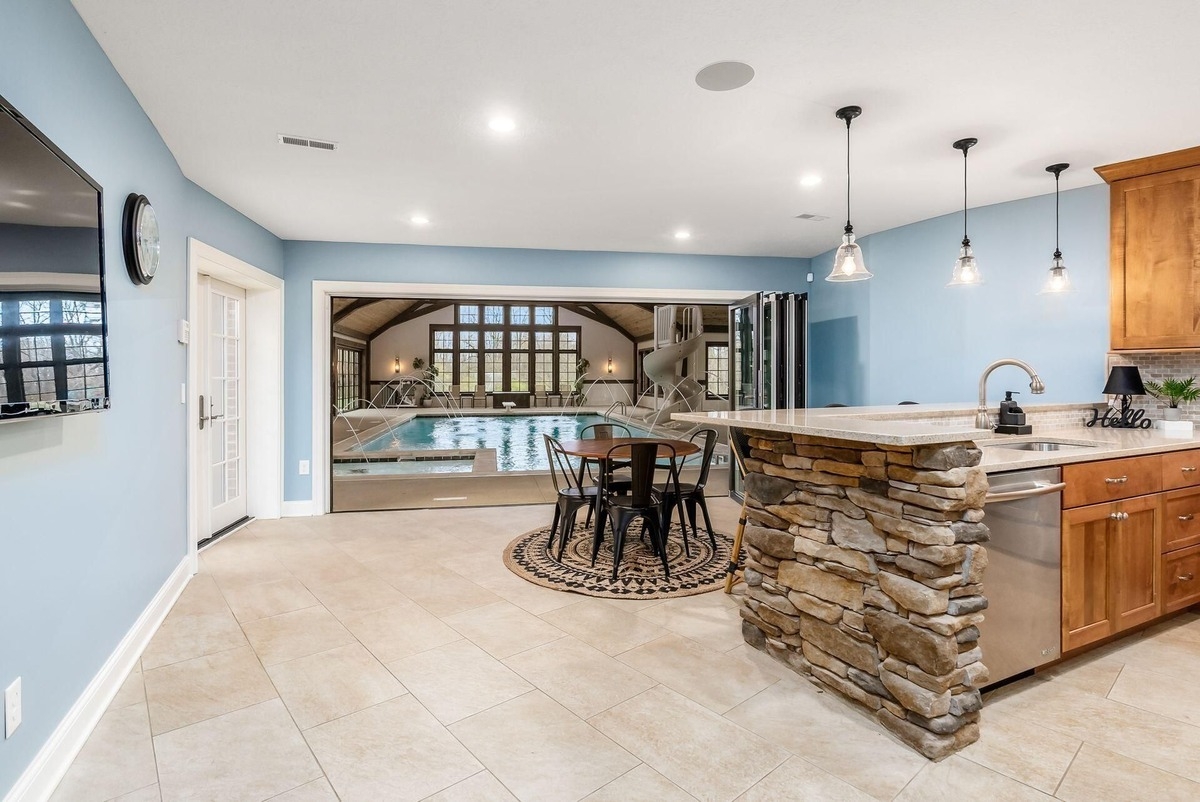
[432,303,581,395]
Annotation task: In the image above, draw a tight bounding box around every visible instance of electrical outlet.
[806,271,815,283]
[299,460,310,475]
[5,677,21,738]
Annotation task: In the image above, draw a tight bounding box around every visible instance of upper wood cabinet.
[1097,147,1200,351]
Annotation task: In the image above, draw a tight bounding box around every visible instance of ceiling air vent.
[278,134,338,152]
[794,213,830,222]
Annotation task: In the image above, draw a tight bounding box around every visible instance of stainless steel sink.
[992,440,1098,452]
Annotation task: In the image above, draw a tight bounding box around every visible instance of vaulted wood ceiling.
[332,298,728,341]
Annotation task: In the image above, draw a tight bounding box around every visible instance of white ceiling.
[72,0,1200,258]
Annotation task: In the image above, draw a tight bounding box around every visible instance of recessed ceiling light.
[488,116,516,133]
[674,230,692,240]
[410,214,430,226]
[799,174,822,187]
[695,61,755,92]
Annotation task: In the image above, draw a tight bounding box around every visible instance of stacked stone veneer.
[738,429,990,760]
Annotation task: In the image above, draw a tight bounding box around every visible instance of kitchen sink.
[991,440,1098,452]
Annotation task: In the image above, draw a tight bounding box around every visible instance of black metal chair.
[580,422,632,523]
[543,434,600,560]
[657,428,719,550]
[592,441,676,580]
[580,422,632,440]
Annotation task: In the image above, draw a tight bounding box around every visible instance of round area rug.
[503,519,741,599]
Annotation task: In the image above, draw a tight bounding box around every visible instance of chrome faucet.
[977,358,1045,429]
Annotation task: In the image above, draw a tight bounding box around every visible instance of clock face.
[136,201,160,279]
[123,194,160,285]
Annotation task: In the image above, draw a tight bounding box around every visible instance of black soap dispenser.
[995,391,1032,435]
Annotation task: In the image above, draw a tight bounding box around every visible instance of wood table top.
[557,437,701,459]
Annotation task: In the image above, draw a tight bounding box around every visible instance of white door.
[198,276,248,540]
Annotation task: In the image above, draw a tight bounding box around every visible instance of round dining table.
[555,436,701,461]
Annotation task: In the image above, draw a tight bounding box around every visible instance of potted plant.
[410,358,440,406]
[571,357,590,406]
[1145,376,1200,421]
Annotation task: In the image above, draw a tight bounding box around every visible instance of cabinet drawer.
[1162,488,1200,552]
[1063,455,1162,508]
[1162,449,1200,490]
[1162,544,1200,614]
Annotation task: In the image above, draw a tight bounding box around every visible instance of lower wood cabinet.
[1163,544,1200,614]
[1062,496,1161,652]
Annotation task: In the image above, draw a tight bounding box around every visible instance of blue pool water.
[353,414,651,472]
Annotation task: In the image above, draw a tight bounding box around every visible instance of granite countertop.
[672,405,1004,447]
[672,404,1200,465]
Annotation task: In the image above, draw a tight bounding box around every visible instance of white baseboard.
[281,500,321,517]
[3,557,194,802]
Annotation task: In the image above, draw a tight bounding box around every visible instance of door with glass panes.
[197,276,248,540]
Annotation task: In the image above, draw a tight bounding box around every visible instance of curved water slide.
[630,305,707,426]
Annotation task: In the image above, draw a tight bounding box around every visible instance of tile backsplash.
[1108,352,1200,421]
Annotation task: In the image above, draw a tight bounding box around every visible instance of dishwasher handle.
[985,481,1067,504]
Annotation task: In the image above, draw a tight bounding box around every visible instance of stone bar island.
[674,408,993,760]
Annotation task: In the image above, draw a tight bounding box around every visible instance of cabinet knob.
[1180,514,1195,522]
[1105,476,1129,484]
[1182,467,1197,473]
[1180,573,1196,581]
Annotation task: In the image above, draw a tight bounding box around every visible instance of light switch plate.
[5,677,21,738]
[299,460,310,476]
[177,319,190,344]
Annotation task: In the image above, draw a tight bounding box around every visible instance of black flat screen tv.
[0,94,110,423]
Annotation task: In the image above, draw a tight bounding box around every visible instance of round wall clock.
[122,193,160,285]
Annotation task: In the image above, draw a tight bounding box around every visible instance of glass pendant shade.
[1040,254,1072,294]
[946,242,982,286]
[947,137,980,287]
[826,105,871,282]
[826,232,873,282]
[1041,163,1073,294]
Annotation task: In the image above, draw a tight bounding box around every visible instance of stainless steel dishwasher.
[977,466,1064,686]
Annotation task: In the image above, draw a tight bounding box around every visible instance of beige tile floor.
[47,499,1200,802]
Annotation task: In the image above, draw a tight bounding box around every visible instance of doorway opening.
[310,284,754,514]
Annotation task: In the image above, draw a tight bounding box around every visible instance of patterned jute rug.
[503,519,741,599]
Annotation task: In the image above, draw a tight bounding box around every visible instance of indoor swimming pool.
[349,414,653,473]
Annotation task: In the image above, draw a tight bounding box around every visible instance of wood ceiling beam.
[332,297,387,324]
[371,300,454,338]
[560,303,638,342]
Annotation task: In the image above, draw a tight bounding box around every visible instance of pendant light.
[825,105,873,282]
[1040,163,1072,294]
[946,137,982,286]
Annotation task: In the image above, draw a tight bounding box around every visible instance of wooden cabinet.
[1061,490,1162,651]
[1062,502,1116,651]
[1161,448,1200,491]
[1062,454,1161,508]
[1109,494,1161,632]
[1161,487,1200,552]
[1163,544,1200,614]
[1098,147,1200,351]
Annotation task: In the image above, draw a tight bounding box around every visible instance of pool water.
[353,414,651,472]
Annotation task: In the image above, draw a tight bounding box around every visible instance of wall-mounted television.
[0,94,110,423]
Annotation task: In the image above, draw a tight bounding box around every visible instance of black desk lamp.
[1090,366,1151,429]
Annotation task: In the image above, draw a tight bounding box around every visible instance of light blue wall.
[0,1,282,794]
[282,241,808,501]
[808,183,1109,407]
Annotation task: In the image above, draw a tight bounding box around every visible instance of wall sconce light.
[393,355,401,373]
[606,355,614,374]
